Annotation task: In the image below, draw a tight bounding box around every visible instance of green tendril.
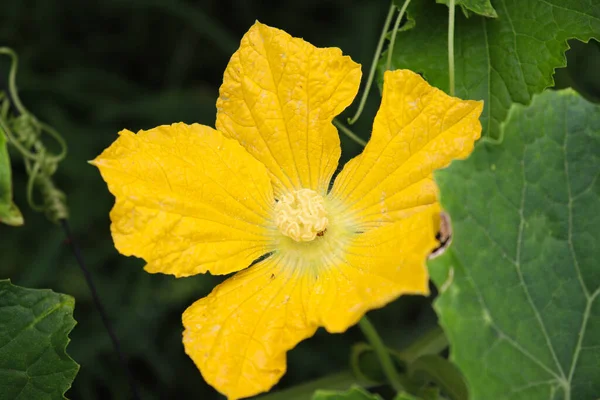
[333,119,367,147]
[347,1,397,126]
[0,47,69,222]
[386,0,411,72]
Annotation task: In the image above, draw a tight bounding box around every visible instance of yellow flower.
[92,22,482,400]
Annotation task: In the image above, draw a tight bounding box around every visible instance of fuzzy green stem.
[386,0,411,71]
[333,119,367,147]
[448,0,456,96]
[358,316,405,392]
[347,1,396,125]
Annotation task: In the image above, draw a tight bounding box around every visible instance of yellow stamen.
[274,189,328,242]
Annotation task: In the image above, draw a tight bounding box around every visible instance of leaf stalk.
[386,0,412,72]
[358,315,406,392]
[347,1,396,125]
[448,0,456,96]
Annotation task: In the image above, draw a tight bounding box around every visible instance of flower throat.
[274,189,328,242]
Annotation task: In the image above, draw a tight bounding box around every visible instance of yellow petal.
[330,70,483,229]
[307,207,439,332]
[216,22,361,197]
[182,256,317,400]
[92,123,275,277]
[182,210,437,399]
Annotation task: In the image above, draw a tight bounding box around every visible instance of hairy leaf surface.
[0,280,79,399]
[429,89,600,399]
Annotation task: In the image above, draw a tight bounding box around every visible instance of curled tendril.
[0,47,68,222]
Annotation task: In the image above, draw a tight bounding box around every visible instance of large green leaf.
[382,0,600,139]
[428,88,600,399]
[0,280,79,399]
[0,131,23,226]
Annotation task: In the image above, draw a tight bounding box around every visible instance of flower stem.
[358,315,405,392]
[386,0,411,72]
[333,119,367,147]
[347,1,396,125]
[448,0,456,96]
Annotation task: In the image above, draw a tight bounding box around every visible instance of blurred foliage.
[312,386,384,400]
[0,1,598,399]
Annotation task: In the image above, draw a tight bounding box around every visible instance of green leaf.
[429,89,600,399]
[312,386,383,400]
[0,131,23,226]
[437,0,498,18]
[408,355,468,400]
[382,0,600,139]
[0,280,79,399]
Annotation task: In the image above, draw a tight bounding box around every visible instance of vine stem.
[60,218,142,400]
[358,316,405,392]
[386,0,411,72]
[347,1,396,125]
[333,119,366,147]
[448,0,456,96]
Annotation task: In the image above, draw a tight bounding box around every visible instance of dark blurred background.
[0,1,598,399]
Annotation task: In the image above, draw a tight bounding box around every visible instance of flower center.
[274,189,329,242]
